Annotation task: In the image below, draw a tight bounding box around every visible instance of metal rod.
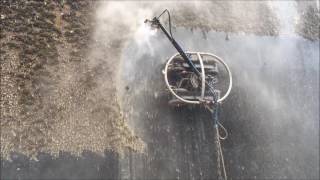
[154,18,201,77]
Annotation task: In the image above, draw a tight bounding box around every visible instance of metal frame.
[164,52,233,104]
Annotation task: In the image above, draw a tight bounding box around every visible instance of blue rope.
[212,101,219,127]
[212,92,220,127]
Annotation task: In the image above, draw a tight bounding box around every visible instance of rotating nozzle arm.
[144,10,201,76]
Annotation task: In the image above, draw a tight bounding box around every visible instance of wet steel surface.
[2,29,318,179]
[117,30,319,179]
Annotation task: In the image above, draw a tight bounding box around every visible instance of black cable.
[157,9,173,39]
[163,11,219,98]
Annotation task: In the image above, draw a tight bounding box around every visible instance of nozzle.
[144,17,159,29]
[144,19,151,24]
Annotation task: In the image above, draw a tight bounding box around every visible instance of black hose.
[157,9,173,39]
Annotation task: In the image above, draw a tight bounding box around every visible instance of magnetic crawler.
[145,9,233,180]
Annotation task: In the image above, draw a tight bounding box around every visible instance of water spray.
[145,9,233,179]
